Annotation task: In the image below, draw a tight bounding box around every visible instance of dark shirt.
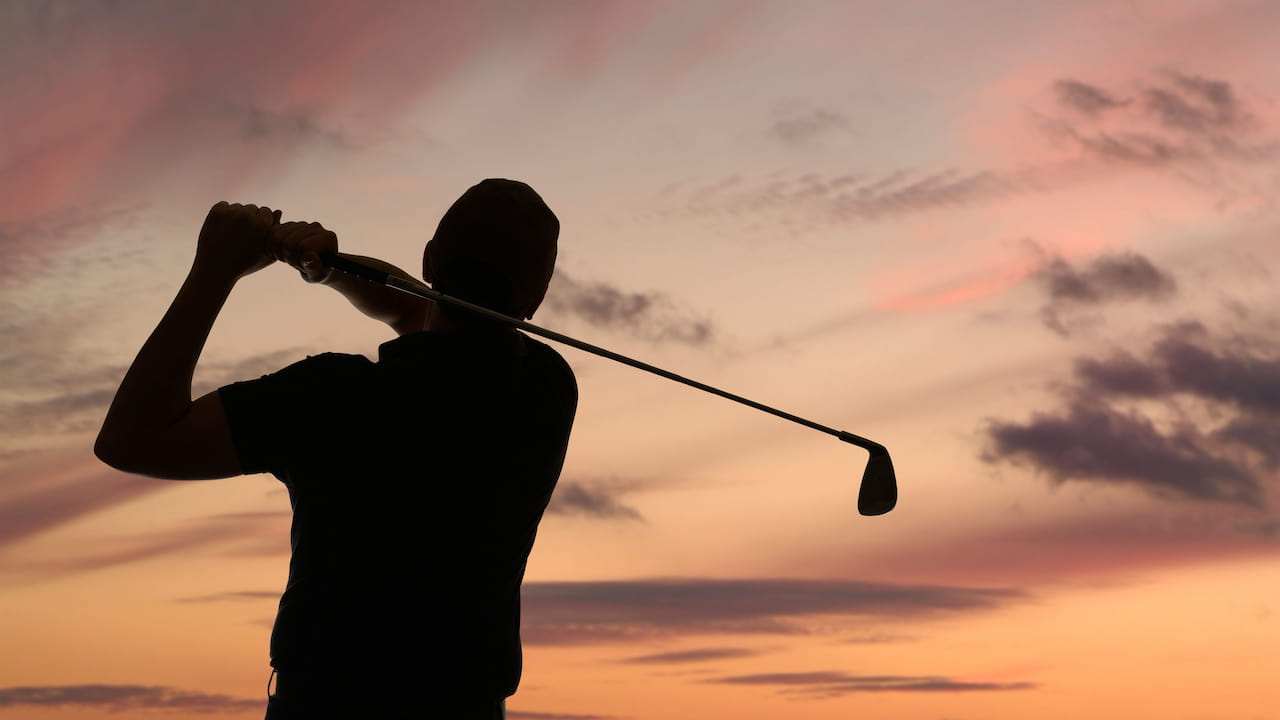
[218,329,576,702]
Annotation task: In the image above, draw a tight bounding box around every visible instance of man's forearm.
[97,265,235,449]
[323,253,426,325]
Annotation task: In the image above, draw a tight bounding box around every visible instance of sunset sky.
[2,1,1278,718]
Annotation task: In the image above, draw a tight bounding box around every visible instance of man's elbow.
[94,434,126,470]
[94,431,143,472]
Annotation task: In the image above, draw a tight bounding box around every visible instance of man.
[95,180,578,719]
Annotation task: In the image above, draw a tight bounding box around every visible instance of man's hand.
[271,221,339,284]
[195,201,281,281]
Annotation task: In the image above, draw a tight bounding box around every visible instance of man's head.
[423,179,559,323]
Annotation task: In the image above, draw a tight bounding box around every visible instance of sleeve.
[217,352,370,479]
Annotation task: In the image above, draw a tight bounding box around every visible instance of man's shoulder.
[259,351,374,384]
[523,336,576,385]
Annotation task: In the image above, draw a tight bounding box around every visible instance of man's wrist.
[187,261,242,292]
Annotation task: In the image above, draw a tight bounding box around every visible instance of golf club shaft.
[318,252,885,456]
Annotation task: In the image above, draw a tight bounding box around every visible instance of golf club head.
[857,449,897,516]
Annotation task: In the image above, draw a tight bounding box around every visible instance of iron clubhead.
[857,449,898,516]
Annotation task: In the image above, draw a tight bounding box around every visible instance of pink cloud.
[873,254,1041,312]
[0,2,489,227]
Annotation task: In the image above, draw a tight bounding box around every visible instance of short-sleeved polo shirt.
[217,329,577,701]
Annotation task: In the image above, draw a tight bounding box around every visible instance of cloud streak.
[655,166,1038,231]
[618,647,763,665]
[1,506,289,582]
[521,578,1023,645]
[0,684,261,714]
[545,271,714,346]
[0,462,157,550]
[706,670,1036,697]
[507,711,617,720]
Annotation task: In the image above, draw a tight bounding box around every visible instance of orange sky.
[2,1,1278,718]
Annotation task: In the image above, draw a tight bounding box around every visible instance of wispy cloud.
[1031,250,1178,335]
[1053,79,1129,116]
[547,480,644,521]
[654,167,1037,231]
[1,508,288,582]
[0,460,156,550]
[769,107,851,144]
[617,647,763,665]
[1042,70,1275,169]
[706,670,1036,697]
[1148,71,1248,133]
[545,271,714,346]
[657,69,1277,241]
[0,203,143,288]
[174,589,282,604]
[507,711,618,720]
[0,338,313,463]
[520,578,1023,645]
[0,684,261,714]
[982,320,1278,508]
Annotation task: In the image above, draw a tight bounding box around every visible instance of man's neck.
[422,301,514,334]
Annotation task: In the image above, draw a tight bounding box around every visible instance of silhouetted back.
[218,327,576,708]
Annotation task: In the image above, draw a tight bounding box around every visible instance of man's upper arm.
[391,303,427,336]
[97,390,244,480]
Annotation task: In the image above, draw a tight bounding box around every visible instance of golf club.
[318,252,898,516]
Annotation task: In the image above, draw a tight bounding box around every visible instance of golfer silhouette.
[95,179,577,719]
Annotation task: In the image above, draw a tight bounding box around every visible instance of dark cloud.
[771,109,850,143]
[520,578,1023,645]
[1215,417,1280,470]
[504,707,614,712]
[1040,252,1177,304]
[617,647,762,664]
[240,105,356,148]
[174,590,281,603]
[208,98,396,152]
[1235,517,1280,539]
[983,398,1260,506]
[0,684,261,713]
[547,481,643,521]
[1073,350,1168,396]
[1074,321,1280,471]
[1075,130,1185,164]
[1069,320,1280,417]
[1044,71,1272,169]
[983,322,1279,508]
[544,271,714,346]
[1152,325,1280,414]
[706,671,1036,697]
[1054,79,1129,115]
[1034,251,1177,336]
[1145,71,1245,133]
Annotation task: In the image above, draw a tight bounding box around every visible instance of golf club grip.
[319,252,390,284]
